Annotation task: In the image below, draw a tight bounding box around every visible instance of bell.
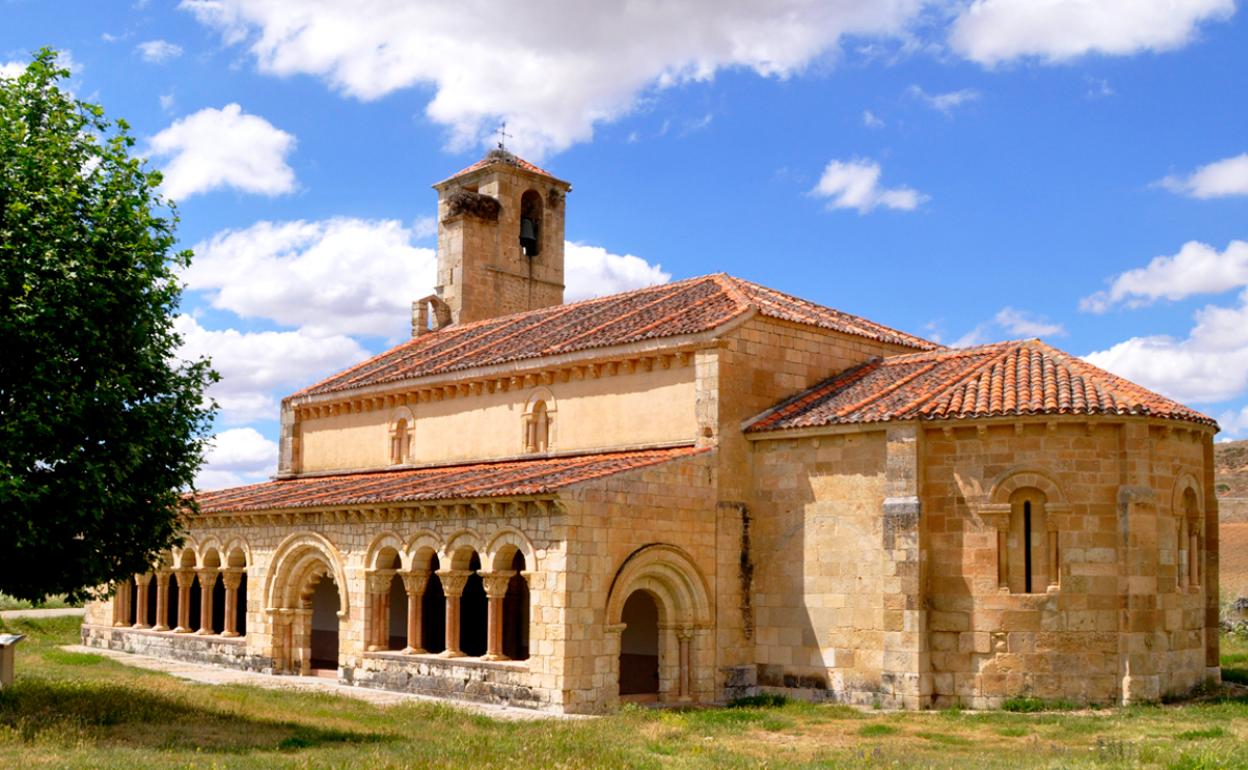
[519,217,538,255]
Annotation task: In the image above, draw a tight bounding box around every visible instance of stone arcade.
[85,150,1221,713]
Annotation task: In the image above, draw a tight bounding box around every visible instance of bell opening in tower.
[520,189,542,257]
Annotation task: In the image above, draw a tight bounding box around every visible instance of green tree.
[0,50,217,603]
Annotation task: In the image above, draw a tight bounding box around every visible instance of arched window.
[526,400,549,453]
[389,408,414,465]
[1179,487,1201,590]
[1006,488,1056,594]
[519,189,543,257]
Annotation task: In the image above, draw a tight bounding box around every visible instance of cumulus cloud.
[197,427,278,489]
[951,306,1065,348]
[0,61,25,79]
[811,158,927,213]
[136,39,184,63]
[949,0,1235,65]
[183,218,671,338]
[175,315,369,424]
[564,243,671,302]
[1157,153,1248,199]
[148,104,296,200]
[907,84,979,114]
[1084,290,1248,404]
[180,0,928,157]
[1081,240,1248,312]
[184,218,437,339]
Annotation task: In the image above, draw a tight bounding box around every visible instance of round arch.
[364,531,407,571]
[605,544,711,628]
[485,527,537,572]
[1171,473,1203,516]
[442,529,486,570]
[264,532,350,615]
[988,468,1067,508]
[223,538,251,568]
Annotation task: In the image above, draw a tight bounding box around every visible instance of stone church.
[85,149,1221,713]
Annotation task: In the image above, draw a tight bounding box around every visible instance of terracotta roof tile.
[194,446,709,514]
[746,340,1216,432]
[295,274,936,398]
[439,149,561,185]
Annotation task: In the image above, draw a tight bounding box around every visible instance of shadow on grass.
[0,677,390,753]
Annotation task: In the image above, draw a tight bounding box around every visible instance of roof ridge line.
[909,342,1023,419]
[832,360,943,420]
[545,277,724,354]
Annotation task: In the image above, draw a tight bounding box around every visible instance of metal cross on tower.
[496,121,512,151]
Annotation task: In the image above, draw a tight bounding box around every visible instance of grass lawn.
[1,617,1246,769]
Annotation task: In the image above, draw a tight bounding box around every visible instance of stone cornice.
[188,496,564,529]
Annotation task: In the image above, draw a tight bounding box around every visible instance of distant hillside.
[1218,440,1248,522]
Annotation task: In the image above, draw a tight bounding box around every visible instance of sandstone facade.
[85,151,1220,713]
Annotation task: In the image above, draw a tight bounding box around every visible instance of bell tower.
[430,148,571,328]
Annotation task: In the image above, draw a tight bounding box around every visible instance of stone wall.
[82,625,267,671]
[922,418,1216,707]
[350,652,547,709]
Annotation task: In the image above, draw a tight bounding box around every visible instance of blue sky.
[5,0,1247,487]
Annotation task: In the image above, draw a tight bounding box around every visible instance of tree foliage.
[0,50,217,602]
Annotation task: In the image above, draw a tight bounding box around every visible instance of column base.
[402,646,425,655]
[439,649,466,659]
[173,627,192,634]
[132,623,151,630]
[195,629,216,636]
[480,653,510,662]
[220,631,240,638]
[152,624,170,632]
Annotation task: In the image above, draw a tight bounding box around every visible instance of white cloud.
[907,84,979,114]
[175,315,369,424]
[148,104,296,200]
[197,427,278,489]
[159,93,175,112]
[184,217,671,336]
[811,158,927,213]
[1085,290,1248,404]
[184,218,436,339]
[1157,153,1248,199]
[993,307,1065,337]
[137,40,184,63]
[949,0,1235,65]
[1218,404,1248,438]
[950,306,1064,348]
[180,0,928,157]
[564,243,671,302]
[0,61,25,79]
[1081,240,1248,312]
[862,110,884,128]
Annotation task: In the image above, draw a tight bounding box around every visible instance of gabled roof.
[194,446,708,514]
[292,274,937,399]
[745,339,1216,432]
[437,148,565,186]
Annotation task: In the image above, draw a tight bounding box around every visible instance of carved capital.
[478,570,516,599]
[134,573,153,587]
[174,569,196,589]
[401,568,431,597]
[366,569,396,595]
[221,568,244,591]
[196,568,219,588]
[436,569,473,597]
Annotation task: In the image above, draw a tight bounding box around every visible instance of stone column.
[173,570,195,633]
[133,574,152,629]
[479,570,516,661]
[221,568,244,637]
[153,571,171,632]
[196,568,219,635]
[401,569,430,654]
[112,580,131,627]
[437,569,472,657]
[365,570,395,651]
[1118,421,1162,704]
[676,627,694,700]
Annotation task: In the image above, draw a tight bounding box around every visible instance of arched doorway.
[619,590,659,699]
[309,576,339,671]
[263,533,350,676]
[605,544,712,707]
